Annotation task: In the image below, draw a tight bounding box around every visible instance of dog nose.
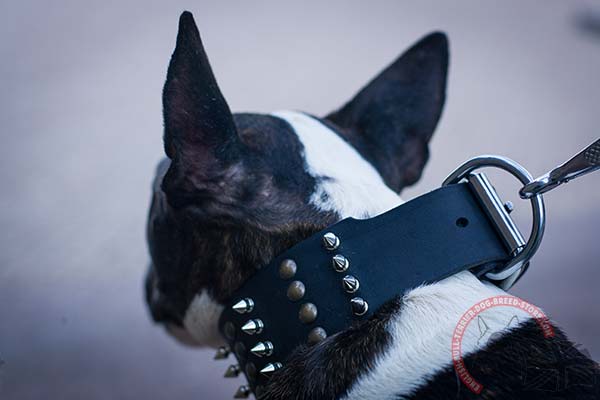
[145,269,180,325]
[149,300,174,324]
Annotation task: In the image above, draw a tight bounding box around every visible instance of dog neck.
[175,112,596,399]
[220,112,532,397]
[341,271,530,399]
[272,111,404,219]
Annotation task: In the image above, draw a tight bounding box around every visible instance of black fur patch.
[145,12,599,400]
[326,32,448,192]
[146,11,447,328]
[259,299,402,400]
[146,114,338,324]
[409,320,600,399]
[257,317,600,400]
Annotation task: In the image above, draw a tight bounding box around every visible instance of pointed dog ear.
[162,11,241,202]
[326,32,449,193]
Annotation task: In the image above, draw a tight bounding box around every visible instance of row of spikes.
[215,344,282,398]
[216,231,364,398]
[221,296,281,398]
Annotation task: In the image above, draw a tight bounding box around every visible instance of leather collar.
[217,180,518,395]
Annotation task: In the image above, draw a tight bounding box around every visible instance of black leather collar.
[218,181,513,395]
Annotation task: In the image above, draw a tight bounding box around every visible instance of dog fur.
[145,11,599,399]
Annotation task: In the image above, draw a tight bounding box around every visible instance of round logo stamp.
[451,295,554,394]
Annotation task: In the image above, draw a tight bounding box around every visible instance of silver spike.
[241,319,264,335]
[224,364,241,378]
[350,297,369,316]
[250,341,274,357]
[332,254,349,272]
[232,298,254,314]
[260,362,283,376]
[234,385,251,398]
[342,275,360,293]
[322,232,340,251]
[214,346,230,360]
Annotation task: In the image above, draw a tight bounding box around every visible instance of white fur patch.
[272,111,403,219]
[341,271,532,400]
[173,111,529,399]
[176,111,400,349]
[182,291,226,348]
[272,111,531,397]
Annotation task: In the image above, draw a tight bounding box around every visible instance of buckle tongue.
[467,172,525,256]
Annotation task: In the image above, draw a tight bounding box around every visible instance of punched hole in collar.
[456,217,469,228]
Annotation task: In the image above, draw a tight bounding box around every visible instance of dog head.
[145,11,448,347]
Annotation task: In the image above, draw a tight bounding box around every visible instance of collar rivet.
[278,259,297,279]
[260,362,283,376]
[233,385,251,398]
[350,297,369,316]
[224,364,241,378]
[322,232,340,251]
[245,362,257,382]
[234,341,246,359]
[214,346,230,360]
[332,254,349,272]
[232,298,254,314]
[224,321,236,340]
[250,341,274,357]
[286,280,305,301]
[342,275,360,293]
[307,327,327,344]
[241,319,264,335]
[298,303,318,324]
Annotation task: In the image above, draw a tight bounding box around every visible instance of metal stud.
[224,364,241,378]
[260,362,283,376]
[214,346,230,360]
[299,303,318,324]
[224,322,236,340]
[234,342,247,360]
[350,297,369,316]
[234,385,251,398]
[241,319,264,335]
[278,259,297,279]
[250,341,274,357]
[342,275,360,293]
[245,362,257,382]
[232,298,254,314]
[322,232,340,251]
[307,327,327,345]
[332,254,349,272]
[286,280,305,301]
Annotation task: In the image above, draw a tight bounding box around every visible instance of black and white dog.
[146,11,599,399]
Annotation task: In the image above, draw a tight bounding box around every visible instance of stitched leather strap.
[219,182,510,392]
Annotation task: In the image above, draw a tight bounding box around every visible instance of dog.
[145,11,599,399]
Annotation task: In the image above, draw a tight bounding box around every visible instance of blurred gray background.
[1,1,599,399]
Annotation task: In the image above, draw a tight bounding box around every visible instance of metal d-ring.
[442,156,546,288]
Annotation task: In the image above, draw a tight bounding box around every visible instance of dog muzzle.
[215,139,600,398]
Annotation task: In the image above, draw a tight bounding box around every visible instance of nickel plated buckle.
[443,156,546,290]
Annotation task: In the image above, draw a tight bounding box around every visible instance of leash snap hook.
[443,156,546,289]
[519,138,600,199]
